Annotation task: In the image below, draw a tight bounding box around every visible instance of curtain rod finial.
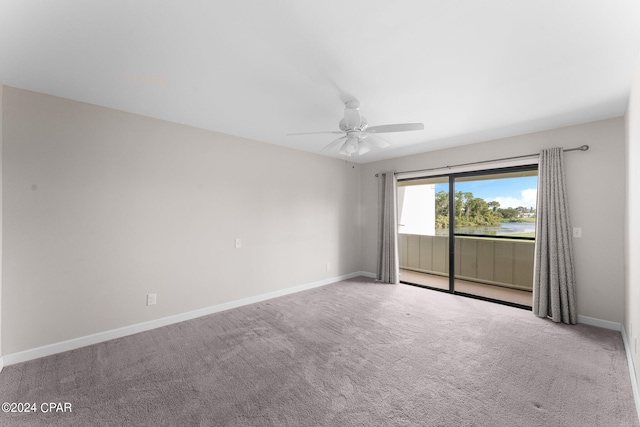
[579,145,589,151]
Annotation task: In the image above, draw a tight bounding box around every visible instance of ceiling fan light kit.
[288,97,424,157]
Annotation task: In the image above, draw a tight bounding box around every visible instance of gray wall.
[361,117,626,323]
[1,84,632,359]
[2,87,362,355]
[625,71,640,385]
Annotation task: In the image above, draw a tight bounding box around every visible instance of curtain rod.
[375,145,589,177]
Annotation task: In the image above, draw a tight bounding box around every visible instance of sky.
[435,176,538,209]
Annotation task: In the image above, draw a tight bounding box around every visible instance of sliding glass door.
[397,166,538,308]
[398,176,450,291]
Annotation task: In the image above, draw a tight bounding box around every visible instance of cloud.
[488,188,537,209]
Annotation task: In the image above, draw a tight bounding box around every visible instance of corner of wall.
[625,69,640,399]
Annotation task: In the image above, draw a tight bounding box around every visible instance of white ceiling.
[2,1,640,163]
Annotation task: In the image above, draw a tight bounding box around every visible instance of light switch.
[572,227,582,238]
[147,293,157,306]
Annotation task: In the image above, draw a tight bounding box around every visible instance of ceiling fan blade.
[321,136,347,152]
[365,123,424,134]
[288,131,344,136]
[366,134,391,149]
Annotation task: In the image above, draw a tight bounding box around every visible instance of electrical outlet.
[147,293,157,306]
[326,262,330,271]
[572,227,582,238]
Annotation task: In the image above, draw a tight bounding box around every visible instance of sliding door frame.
[399,164,538,310]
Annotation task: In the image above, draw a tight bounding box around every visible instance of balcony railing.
[398,233,534,291]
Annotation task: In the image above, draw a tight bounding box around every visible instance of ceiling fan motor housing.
[339,116,367,132]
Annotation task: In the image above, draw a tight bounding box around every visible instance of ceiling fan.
[288,97,424,156]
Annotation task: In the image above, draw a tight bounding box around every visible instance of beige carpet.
[1,277,637,426]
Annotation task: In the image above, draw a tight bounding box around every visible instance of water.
[436,222,536,237]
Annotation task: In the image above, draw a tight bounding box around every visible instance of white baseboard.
[359,271,376,279]
[622,325,640,423]
[0,357,4,373]
[3,271,372,367]
[577,315,622,331]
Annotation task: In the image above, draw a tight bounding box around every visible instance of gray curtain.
[533,147,577,324]
[376,172,399,284]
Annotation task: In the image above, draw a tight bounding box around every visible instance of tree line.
[435,190,535,229]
